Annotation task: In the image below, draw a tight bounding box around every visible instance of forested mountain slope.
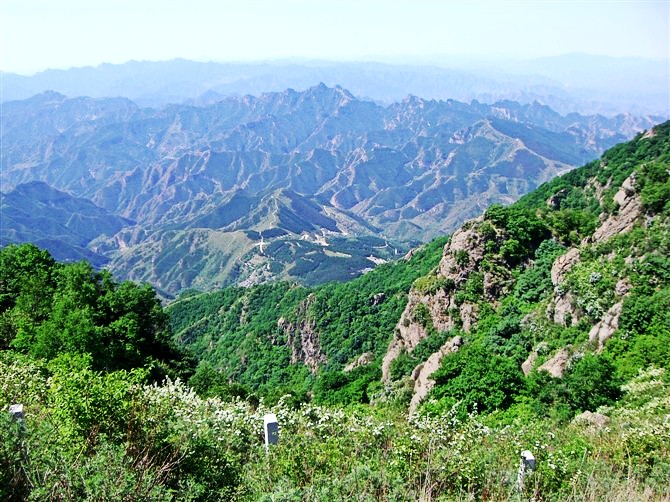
[168,122,669,413]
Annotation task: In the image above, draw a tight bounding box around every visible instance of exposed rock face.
[343,352,374,372]
[592,173,642,242]
[382,219,489,383]
[408,336,463,414]
[383,216,520,400]
[521,351,539,376]
[521,342,548,376]
[572,411,610,428]
[550,248,581,287]
[7,87,647,295]
[589,301,624,351]
[538,347,572,378]
[438,218,487,280]
[278,295,326,373]
[546,248,581,326]
[459,303,479,333]
[615,277,632,297]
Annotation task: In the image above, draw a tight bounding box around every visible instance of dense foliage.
[1,353,668,499]
[168,235,449,398]
[0,243,187,375]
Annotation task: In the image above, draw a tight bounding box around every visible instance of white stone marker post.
[9,403,24,421]
[9,403,25,431]
[517,450,536,491]
[264,413,279,452]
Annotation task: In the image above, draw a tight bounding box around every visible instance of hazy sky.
[2,0,668,74]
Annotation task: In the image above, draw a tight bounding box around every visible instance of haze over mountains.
[2,55,668,116]
[1,75,661,296]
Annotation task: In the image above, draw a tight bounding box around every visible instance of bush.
[429,343,524,417]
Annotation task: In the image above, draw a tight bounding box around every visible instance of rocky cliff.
[380,122,669,411]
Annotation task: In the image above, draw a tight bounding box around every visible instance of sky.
[1,0,668,75]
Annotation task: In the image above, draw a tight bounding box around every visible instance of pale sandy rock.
[278,295,327,373]
[521,351,538,376]
[409,336,463,413]
[547,248,581,326]
[572,410,610,428]
[641,128,657,139]
[551,248,580,286]
[438,217,486,281]
[588,301,623,351]
[521,342,548,375]
[549,292,579,327]
[384,216,508,384]
[615,278,632,296]
[383,220,487,383]
[592,173,642,242]
[382,293,431,383]
[460,302,478,333]
[344,352,374,372]
[484,267,514,301]
[538,347,571,378]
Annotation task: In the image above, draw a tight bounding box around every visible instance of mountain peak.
[26,90,67,104]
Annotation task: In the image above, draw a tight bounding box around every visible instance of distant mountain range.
[0,85,662,296]
[2,56,668,116]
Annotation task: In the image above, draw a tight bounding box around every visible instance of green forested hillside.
[168,235,449,401]
[170,122,670,412]
[1,123,669,499]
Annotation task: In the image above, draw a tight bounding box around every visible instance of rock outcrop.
[572,410,610,428]
[344,352,374,372]
[546,248,581,326]
[382,219,489,383]
[521,351,539,376]
[588,301,624,351]
[278,295,326,373]
[538,347,573,378]
[521,342,548,375]
[408,335,463,414]
[591,173,642,243]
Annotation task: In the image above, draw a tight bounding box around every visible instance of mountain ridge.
[3,56,668,116]
[1,85,662,295]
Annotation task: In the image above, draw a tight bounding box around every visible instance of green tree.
[430,343,524,416]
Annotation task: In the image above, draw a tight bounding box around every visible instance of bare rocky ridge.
[538,347,573,377]
[1,87,657,295]
[382,216,520,408]
[382,219,488,384]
